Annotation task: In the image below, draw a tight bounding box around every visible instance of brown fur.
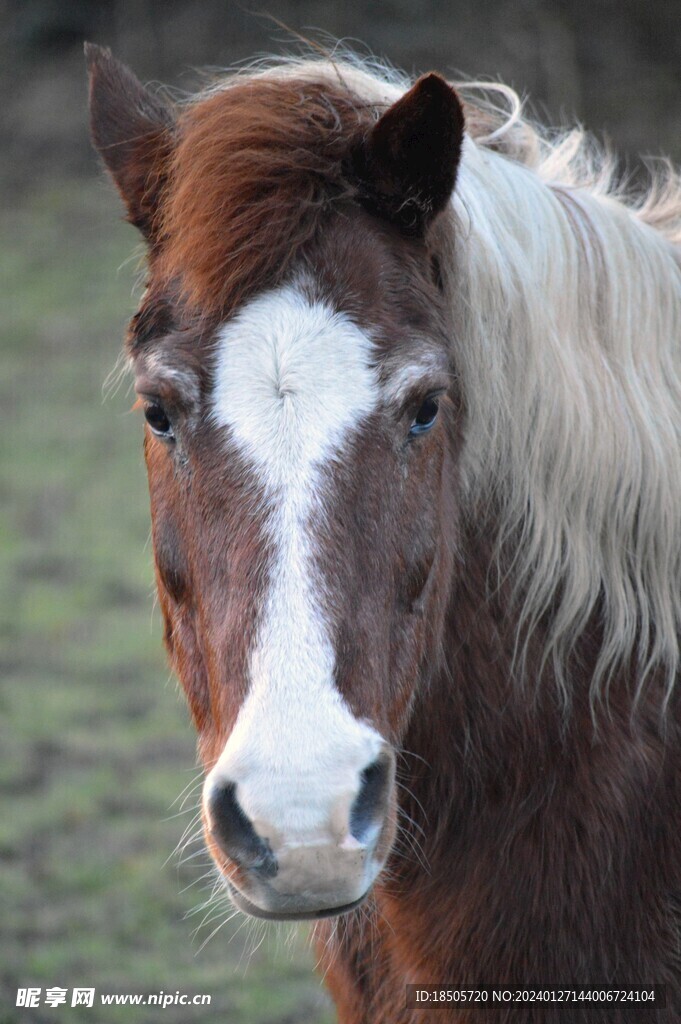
[317,525,681,1022]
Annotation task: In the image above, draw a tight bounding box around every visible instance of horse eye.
[409,395,440,436]
[143,402,174,439]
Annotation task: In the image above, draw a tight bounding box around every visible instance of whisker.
[194,907,242,955]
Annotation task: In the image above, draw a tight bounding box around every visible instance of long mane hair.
[445,79,681,710]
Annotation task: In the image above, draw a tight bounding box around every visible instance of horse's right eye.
[143,402,174,439]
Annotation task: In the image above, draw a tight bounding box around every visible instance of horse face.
[138,218,458,919]
[88,46,463,919]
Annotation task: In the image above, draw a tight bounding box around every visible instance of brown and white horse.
[87,43,681,1022]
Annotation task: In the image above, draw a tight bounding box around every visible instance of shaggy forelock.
[160,75,372,317]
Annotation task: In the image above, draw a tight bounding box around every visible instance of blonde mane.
[446,82,681,707]
[195,53,681,706]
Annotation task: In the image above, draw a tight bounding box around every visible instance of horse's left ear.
[351,73,465,236]
[85,43,175,240]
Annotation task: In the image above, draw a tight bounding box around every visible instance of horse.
[86,42,681,1023]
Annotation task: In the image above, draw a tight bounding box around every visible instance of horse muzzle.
[203,744,396,920]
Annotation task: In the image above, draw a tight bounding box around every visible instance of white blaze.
[207,283,384,842]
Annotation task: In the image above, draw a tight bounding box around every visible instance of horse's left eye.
[409,395,440,436]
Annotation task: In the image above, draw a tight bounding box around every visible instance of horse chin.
[227,882,369,922]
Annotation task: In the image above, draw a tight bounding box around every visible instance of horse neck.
[378,516,676,984]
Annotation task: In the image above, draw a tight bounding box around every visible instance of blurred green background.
[1,2,679,1022]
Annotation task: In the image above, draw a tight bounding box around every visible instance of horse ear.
[85,43,174,240]
[352,73,465,235]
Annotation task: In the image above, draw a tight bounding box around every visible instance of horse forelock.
[158,75,378,318]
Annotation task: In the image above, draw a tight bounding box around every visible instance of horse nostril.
[208,782,278,878]
[350,754,393,844]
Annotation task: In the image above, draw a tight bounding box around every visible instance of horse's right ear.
[85,43,174,240]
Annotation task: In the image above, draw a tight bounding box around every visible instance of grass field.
[1,181,335,1024]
